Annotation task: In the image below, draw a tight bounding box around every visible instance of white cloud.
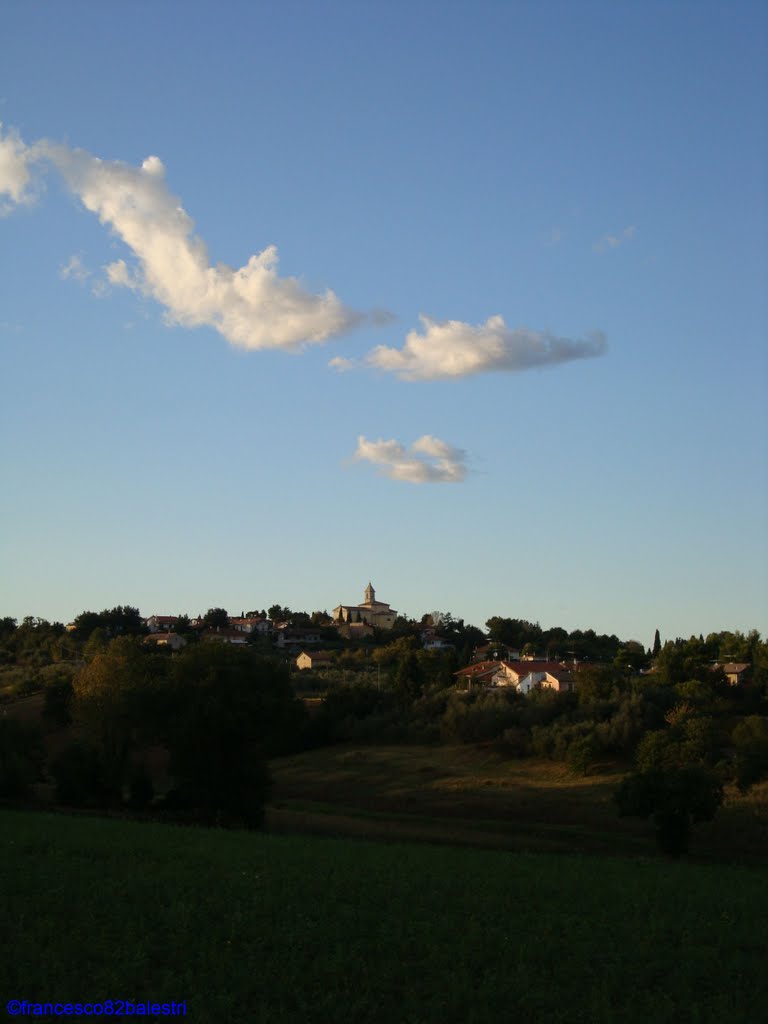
[353,434,468,483]
[0,124,36,214]
[328,355,354,372]
[37,142,361,351]
[594,225,637,252]
[366,315,607,381]
[0,123,363,351]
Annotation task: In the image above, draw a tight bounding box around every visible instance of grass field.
[268,743,768,862]
[3,808,768,1024]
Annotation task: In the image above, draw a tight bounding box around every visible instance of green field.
[268,743,768,862]
[3,807,768,1023]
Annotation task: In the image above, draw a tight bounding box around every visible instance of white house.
[456,660,573,693]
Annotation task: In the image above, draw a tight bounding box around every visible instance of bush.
[440,690,523,744]
[567,733,601,776]
[531,720,598,762]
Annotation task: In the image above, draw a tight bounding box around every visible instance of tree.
[163,645,306,825]
[392,651,424,705]
[0,617,17,639]
[575,665,616,703]
[615,766,723,857]
[174,614,192,636]
[652,629,662,658]
[732,716,768,792]
[614,641,649,674]
[71,606,145,640]
[72,637,154,799]
[203,607,229,630]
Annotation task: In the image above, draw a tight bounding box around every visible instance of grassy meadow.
[4,808,768,1023]
[268,743,768,862]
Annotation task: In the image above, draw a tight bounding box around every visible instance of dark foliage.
[0,719,44,799]
[50,741,107,806]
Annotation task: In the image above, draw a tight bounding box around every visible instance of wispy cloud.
[364,315,606,381]
[353,434,468,483]
[0,124,364,351]
[59,253,91,284]
[593,225,637,252]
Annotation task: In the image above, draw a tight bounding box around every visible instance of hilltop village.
[0,587,766,859]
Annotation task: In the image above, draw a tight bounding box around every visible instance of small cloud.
[104,258,138,289]
[353,434,468,484]
[0,123,37,214]
[59,253,91,283]
[593,225,637,252]
[329,356,355,373]
[366,315,607,381]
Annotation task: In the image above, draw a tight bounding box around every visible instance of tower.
[364,581,375,605]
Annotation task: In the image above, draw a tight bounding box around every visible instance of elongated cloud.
[44,145,360,350]
[353,434,467,483]
[0,124,360,350]
[365,315,606,381]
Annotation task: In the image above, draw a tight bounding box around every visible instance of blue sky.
[1,0,766,646]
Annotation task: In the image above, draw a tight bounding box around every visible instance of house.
[333,582,397,630]
[455,660,574,693]
[229,616,271,635]
[296,651,333,671]
[275,629,322,649]
[145,615,179,634]
[454,660,507,687]
[144,632,187,652]
[422,636,454,652]
[202,628,249,646]
[717,662,750,686]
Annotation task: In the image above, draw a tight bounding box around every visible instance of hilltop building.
[333,582,397,631]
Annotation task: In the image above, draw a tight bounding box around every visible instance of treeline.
[2,640,306,827]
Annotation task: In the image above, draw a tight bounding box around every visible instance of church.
[333,582,398,631]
